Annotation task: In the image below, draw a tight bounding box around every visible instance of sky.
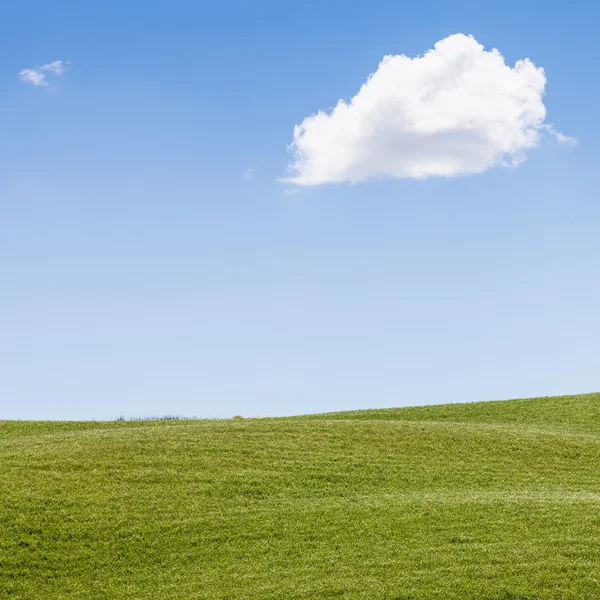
[1,0,599,420]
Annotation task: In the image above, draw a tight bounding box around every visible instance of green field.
[2,393,600,599]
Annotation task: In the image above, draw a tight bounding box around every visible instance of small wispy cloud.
[41,60,65,76]
[19,60,68,88]
[552,130,578,145]
[242,159,264,181]
[19,69,47,87]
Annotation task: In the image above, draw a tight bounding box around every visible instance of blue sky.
[1,1,598,420]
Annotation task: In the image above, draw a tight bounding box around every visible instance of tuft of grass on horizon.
[114,414,194,422]
[1,392,600,599]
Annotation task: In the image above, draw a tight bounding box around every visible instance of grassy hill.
[2,393,600,599]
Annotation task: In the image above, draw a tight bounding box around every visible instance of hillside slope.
[2,393,600,599]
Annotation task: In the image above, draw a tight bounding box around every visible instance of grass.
[1,392,600,599]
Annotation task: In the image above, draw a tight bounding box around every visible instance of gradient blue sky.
[1,1,598,420]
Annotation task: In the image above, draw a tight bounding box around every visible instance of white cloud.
[41,60,65,75]
[19,60,67,87]
[19,68,48,87]
[283,34,573,186]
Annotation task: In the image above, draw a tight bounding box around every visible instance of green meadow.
[2,393,600,599]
